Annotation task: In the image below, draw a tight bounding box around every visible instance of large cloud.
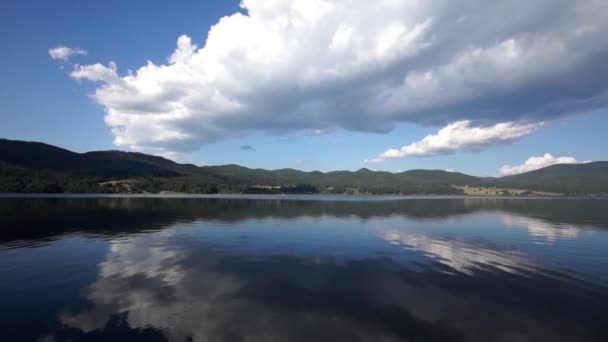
[68,0,608,155]
[499,153,589,176]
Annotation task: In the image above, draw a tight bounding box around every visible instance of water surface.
[1,196,607,341]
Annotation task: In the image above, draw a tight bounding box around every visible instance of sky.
[1,0,607,176]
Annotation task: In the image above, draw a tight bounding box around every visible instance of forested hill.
[1,138,607,195]
[496,162,608,194]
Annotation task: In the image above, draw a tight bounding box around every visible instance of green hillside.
[497,162,608,194]
[0,138,606,195]
[0,139,194,177]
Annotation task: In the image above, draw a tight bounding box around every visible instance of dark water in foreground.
[1,197,608,341]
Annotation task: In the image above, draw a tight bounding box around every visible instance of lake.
[1,196,607,341]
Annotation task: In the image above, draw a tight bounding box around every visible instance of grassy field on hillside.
[453,186,561,196]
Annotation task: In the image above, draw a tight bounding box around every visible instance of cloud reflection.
[501,214,580,244]
[59,234,433,341]
[52,228,599,341]
[381,230,536,275]
[12,198,601,341]
[60,236,244,341]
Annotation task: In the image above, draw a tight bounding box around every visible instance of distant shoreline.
[3,139,608,196]
[1,193,606,201]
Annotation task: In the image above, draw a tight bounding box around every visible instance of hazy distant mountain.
[1,138,606,195]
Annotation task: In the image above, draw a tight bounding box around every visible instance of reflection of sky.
[501,214,580,244]
[3,203,607,341]
[55,225,604,342]
[380,230,536,275]
[182,216,400,261]
[153,211,608,281]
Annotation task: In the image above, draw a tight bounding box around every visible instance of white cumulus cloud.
[499,153,590,176]
[71,62,118,83]
[64,0,608,155]
[366,120,542,163]
[48,46,87,61]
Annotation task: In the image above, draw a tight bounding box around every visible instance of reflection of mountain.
[52,232,603,342]
[1,197,606,244]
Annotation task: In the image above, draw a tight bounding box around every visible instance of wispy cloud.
[48,46,87,61]
[240,145,254,151]
[366,120,542,163]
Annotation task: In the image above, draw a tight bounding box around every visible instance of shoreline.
[1,193,606,201]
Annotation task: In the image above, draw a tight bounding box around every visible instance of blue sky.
[1,0,607,176]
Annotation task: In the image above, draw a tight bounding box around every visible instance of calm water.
[1,196,608,341]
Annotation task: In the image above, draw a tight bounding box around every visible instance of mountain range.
[1,138,606,195]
